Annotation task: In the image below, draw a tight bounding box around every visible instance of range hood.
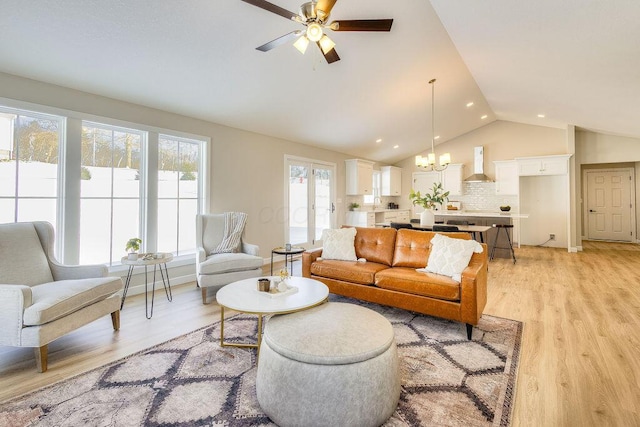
[464,146,493,182]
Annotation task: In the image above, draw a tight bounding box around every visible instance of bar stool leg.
[490,227,500,261]
[505,228,517,264]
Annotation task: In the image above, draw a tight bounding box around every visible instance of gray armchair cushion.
[198,253,263,275]
[0,223,53,286]
[23,277,123,326]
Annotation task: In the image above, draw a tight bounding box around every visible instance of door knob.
[589,209,596,212]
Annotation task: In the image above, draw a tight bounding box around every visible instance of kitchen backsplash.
[452,182,518,211]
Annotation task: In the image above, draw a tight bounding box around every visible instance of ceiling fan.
[241,0,393,64]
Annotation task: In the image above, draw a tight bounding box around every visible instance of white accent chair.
[0,222,123,372]
[196,214,262,304]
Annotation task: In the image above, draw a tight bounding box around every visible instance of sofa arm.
[459,244,489,325]
[0,284,33,346]
[242,242,260,257]
[302,248,323,278]
[50,261,108,281]
[196,247,207,265]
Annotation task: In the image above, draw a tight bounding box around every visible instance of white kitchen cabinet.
[345,211,375,227]
[345,159,374,195]
[441,163,464,196]
[516,155,570,176]
[494,160,519,195]
[380,166,402,196]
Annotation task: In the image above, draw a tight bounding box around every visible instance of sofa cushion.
[310,259,389,285]
[421,233,483,282]
[321,228,357,261]
[199,252,263,275]
[353,227,397,266]
[392,229,472,268]
[0,222,54,286]
[375,267,461,301]
[23,277,123,326]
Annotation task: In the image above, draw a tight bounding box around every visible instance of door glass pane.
[289,164,308,245]
[158,139,179,198]
[112,132,140,198]
[111,199,140,262]
[314,167,331,241]
[15,117,59,198]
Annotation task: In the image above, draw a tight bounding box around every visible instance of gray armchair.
[196,213,262,304]
[0,222,123,372]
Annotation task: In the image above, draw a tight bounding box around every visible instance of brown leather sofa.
[302,227,488,339]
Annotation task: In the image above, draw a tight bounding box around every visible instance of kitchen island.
[435,211,529,259]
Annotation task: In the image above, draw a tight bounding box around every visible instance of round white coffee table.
[216,276,329,354]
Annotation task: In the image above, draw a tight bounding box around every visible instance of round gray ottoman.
[256,302,400,427]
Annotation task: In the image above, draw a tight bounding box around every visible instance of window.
[157,135,201,255]
[1,102,208,268]
[79,122,144,265]
[0,109,62,229]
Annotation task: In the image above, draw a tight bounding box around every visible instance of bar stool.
[490,224,516,264]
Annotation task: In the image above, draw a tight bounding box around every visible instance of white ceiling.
[1,1,638,163]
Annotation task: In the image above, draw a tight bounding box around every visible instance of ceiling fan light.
[306,22,323,42]
[293,36,309,54]
[318,35,335,54]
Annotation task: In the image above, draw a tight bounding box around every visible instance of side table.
[270,246,305,276]
[121,253,173,319]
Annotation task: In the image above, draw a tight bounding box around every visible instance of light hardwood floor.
[1,242,639,426]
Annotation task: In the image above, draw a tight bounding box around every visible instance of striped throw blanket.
[210,212,248,255]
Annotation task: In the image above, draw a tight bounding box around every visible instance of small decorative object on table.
[125,238,142,260]
[277,268,289,292]
[285,243,291,251]
[258,278,270,292]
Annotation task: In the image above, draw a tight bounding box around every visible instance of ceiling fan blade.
[316,0,338,16]
[257,30,303,52]
[241,0,299,21]
[331,19,393,31]
[317,42,340,64]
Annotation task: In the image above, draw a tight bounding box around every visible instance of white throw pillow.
[419,233,483,282]
[321,228,357,261]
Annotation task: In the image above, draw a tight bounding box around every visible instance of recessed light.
[537,114,545,118]
[375,138,382,143]
[434,135,440,140]
[481,114,488,120]
[393,145,399,149]
[466,102,474,108]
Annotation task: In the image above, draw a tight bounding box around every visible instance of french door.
[285,157,336,248]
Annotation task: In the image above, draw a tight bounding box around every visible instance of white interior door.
[585,169,633,241]
[286,157,335,248]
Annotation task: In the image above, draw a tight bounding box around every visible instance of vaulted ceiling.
[1,0,638,163]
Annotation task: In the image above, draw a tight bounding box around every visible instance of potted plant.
[348,202,360,211]
[409,182,450,226]
[125,238,142,260]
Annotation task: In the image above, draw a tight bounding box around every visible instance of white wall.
[519,175,568,247]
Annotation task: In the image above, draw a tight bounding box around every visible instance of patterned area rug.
[0,296,522,426]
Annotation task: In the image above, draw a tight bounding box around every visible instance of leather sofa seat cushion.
[310,259,389,285]
[199,252,263,275]
[24,277,123,326]
[375,267,460,301]
[392,229,471,268]
[352,227,397,266]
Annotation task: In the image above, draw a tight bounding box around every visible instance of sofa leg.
[466,323,473,340]
[34,345,48,373]
[201,288,208,304]
[111,311,121,331]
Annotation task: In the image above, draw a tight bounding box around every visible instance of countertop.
[434,210,529,218]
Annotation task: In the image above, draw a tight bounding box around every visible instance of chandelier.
[415,78,451,171]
